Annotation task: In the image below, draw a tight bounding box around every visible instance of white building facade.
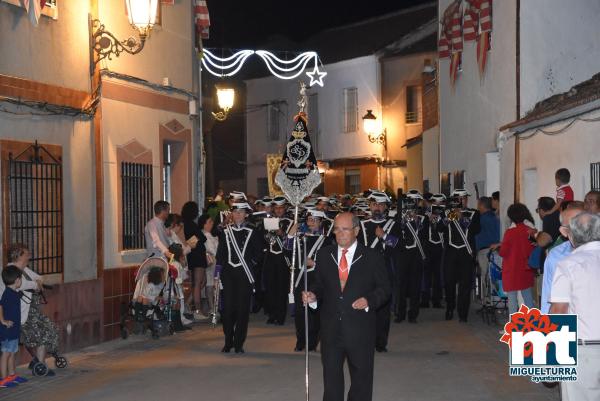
[437,0,600,218]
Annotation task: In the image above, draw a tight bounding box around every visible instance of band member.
[286,209,333,352]
[440,189,481,322]
[358,191,400,352]
[421,193,446,309]
[396,190,426,324]
[264,196,293,325]
[249,200,271,314]
[216,202,262,353]
[217,191,248,228]
[303,212,391,401]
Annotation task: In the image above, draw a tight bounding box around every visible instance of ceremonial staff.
[275,82,321,401]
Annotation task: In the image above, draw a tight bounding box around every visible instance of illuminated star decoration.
[202,49,327,86]
[306,63,327,87]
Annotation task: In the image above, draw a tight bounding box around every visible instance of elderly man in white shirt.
[550,212,600,401]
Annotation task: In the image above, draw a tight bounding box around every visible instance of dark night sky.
[203,0,431,49]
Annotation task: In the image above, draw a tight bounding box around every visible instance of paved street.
[2,306,559,401]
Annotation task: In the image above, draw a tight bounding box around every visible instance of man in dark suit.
[303,212,391,401]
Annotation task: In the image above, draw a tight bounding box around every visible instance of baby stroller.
[480,250,508,324]
[120,257,178,340]
[22,284,69,376]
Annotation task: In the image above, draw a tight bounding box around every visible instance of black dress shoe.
[266,318,275,324]
[235,348,245,354]
[419,302,430,308]
[432,302,443,309]
[294,346,304,352]
[221,345,232,353]
[275,320,284,326]
[459,318,468,323]
[375,346,388,353]
[408,318,417,324]
[445,310,454,320]
[394,316,404,323]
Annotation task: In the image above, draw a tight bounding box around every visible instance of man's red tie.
[339,249,349,291]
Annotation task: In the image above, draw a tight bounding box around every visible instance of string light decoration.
[201,49,328,87]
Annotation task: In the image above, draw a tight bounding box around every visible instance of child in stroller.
[121,245,190,340]
[480,249,508,324]
[122,257,171,339]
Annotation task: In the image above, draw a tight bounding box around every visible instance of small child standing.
[555,168,574,204]
[0,265,28,388]
[548,168,574,215]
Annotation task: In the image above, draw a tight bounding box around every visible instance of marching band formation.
[214,188,481,353]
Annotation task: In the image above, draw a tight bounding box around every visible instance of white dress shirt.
[337,240,358,271]
[310,240,367,311]
[550,241,600,341]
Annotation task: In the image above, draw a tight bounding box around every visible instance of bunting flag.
[161,0,175,4]
[23,0,46,26]
[445,1,463,87]
[463,0,493,77]
[477,0,492,76]
[194,0,210,43]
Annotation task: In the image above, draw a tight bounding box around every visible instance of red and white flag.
[161,0,175,5]
[22,0,46,26]
[194,0,210,42]
[463,0,493,76]
[477,0,492,76]
[443,1,463,87]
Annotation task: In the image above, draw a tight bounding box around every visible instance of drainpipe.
[514,0,521,203]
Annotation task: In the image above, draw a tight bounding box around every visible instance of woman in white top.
[4,244,59,376]
[200,215,219,315]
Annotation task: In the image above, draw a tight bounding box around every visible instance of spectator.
[6,244,59,377]
[199,214,219,316]
[540,203,584,313]
[536,197,561,245]
[494,203,536,314]
[165,214,196,326]
[144,201,172,259]
[549,168,574,214]
[584,190,600,214]
[181,201,209,321]
[214,188,225,202]
[0,266,26,388]
[550,212,600,401]
[165,213,192,256]
[475,197,500,302]
[491,191,500,215]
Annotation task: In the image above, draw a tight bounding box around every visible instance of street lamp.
[362,110,387,148]
[90,0,158,71]
[213,87,235,122]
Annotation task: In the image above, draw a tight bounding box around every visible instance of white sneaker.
[194,311,210,321]
[181,316,194,326]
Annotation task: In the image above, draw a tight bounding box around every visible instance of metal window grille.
[591,162,600,191]
[7,142,63,275]
[345,169,361,194]
[122,162,153,250]
[343,88,358,133]
[268,103,280,141]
